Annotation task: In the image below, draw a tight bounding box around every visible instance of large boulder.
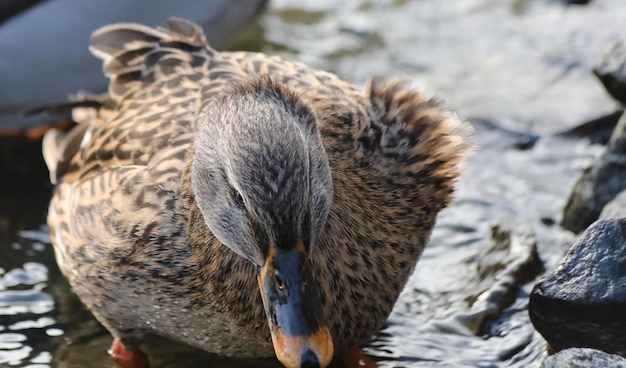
[529,218,626,355]
[541,348,626,368]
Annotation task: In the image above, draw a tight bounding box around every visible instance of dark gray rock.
[454,224,544,336]
[562,134,626,233]
[555,110,623,145]
[600,190,626,219]
[594,40,626,104]
[541,348,626,368]
[562,0,592,5]
[530,218,626,355]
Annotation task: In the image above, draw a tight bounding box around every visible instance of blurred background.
[1,0,625,367]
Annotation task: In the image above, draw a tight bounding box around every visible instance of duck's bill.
[257,243,334,368]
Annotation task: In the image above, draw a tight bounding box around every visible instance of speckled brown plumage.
[45,18,473,362]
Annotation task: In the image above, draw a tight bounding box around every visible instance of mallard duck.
[44,18,473,368]
[0,0,267,131]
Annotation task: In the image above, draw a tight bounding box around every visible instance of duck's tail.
[362,76,475,184]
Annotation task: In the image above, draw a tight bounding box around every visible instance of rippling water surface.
[2,0,626,367]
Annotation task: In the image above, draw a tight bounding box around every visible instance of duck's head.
[191,77,334,368]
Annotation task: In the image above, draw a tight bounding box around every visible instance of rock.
[455,225,544,336]
[529,218,626,355]
[467,118,541,150]
[599,190,626,219]
[0,0,268,131]
[541,348,626,368]
[555,109,623,145]
[562,0,593,5]
[562,134,626,233]
[593,40,626,104]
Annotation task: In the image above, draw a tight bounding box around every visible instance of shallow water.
[1,0,625,367]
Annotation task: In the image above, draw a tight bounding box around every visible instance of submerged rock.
[594,40,626,104]
[562,0,593,5]
[541,348,626,368]
[529,218,626,355]
[555,110,623,145]
[562,134,626,233]
[459,225,544,336]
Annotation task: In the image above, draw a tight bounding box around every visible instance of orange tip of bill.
[273,326,334,368]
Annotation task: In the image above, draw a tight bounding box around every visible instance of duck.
[0,0,267,132]
[43,18,473,368]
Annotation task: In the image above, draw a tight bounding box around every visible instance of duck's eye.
[233,189,245,208]
[275,273,285,291]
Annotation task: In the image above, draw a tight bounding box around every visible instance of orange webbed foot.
[108,338,150,368]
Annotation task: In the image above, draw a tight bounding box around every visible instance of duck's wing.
[45,19,225,284]
[43,19,216,186]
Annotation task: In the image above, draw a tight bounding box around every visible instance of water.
[0,192,59,368]
[1,0,625,366]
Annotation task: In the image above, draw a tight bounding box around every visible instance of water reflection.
[0,259,57,367]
